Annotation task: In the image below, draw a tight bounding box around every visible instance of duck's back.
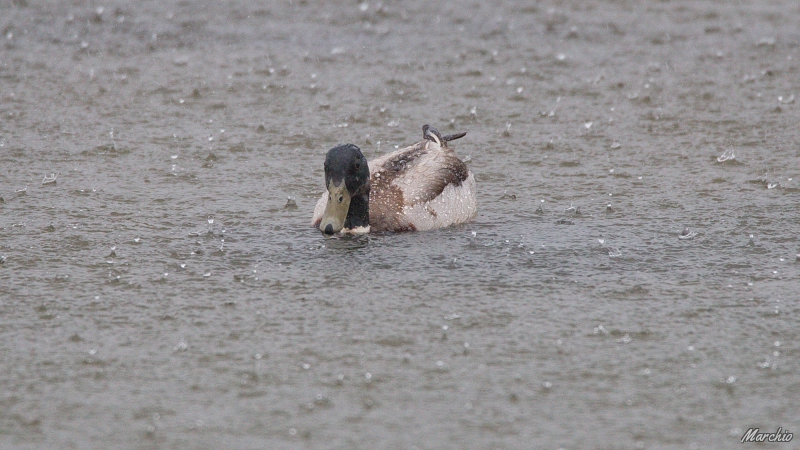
[368,140,476,232]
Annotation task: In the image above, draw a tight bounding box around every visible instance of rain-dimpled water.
[1,1,799,449]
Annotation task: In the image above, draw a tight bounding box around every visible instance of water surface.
[1,1,799,448]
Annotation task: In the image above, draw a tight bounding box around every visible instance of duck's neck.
[344,192,369,229]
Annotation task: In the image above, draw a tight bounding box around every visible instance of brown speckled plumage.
[312,132,477,233]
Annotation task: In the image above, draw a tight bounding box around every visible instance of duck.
[312,124,477,235]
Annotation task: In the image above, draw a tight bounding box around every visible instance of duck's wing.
[369,140,477,231]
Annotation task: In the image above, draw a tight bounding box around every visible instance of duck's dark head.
[319,144,371,235]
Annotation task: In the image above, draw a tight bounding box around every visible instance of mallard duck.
[312,124,477,235]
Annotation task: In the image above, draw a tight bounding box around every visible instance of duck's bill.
[319,181,351,235]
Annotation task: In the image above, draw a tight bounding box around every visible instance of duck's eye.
[338,196,344,203]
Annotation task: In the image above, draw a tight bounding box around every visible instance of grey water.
[1,1,799,449]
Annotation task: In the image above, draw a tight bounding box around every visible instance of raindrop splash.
[717,148,735,162]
